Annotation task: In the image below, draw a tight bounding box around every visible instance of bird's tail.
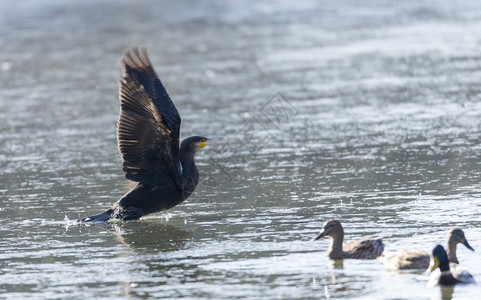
[78,209,114,223]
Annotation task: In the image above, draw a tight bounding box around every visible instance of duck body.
[340,237,385,259]
[379,250,430,271]
[428,270,463,287]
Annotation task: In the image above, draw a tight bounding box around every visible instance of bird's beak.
[311,230,327,241]
[429,256,439,272]
[200,137,224,149]
[463,240,475,251]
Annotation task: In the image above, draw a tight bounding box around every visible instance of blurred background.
[1,0,481,299]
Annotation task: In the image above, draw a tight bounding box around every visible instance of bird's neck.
[439,259,451,272]
[179,149,199,196]
[446,240,458,264]
[332,232,344,249]
[328,233,345,259]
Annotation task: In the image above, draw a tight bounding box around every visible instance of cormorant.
[80,46,223,222]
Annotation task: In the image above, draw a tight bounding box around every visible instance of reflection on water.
[1,0,481,299]
[330,259,344,270]
[112,220,192,253]
[440,286,455,300]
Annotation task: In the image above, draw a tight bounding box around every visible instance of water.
[1,0,481,299]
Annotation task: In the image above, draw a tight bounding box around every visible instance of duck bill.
[311,230,327,241]
[428,256,439,272]
[463,240,475,251]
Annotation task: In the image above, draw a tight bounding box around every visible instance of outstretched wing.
[117,46,183,188]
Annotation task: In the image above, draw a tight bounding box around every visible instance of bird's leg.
[113,206,143,220]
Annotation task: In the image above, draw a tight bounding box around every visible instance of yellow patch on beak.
[199,141,206,149]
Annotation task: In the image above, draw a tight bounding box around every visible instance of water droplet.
[205,69,216,79]
[197,43,208,52]
[1,62,12,71]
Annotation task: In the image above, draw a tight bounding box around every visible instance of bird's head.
[429,244,449,272]
[311,219,343,241]
[447,228,474,251]
[181,136,224,154]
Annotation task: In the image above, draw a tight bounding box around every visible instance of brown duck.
[379,228,474,270]
[312,219,384,259]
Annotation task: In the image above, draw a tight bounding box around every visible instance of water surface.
[1,0,481,299]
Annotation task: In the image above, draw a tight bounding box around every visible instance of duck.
[311,219,384,259]
[379,227,474,270]
[427,244,475,287]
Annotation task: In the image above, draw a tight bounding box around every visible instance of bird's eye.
[201,138,207,143]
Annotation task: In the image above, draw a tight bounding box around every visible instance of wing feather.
[117,47,183,188]
[344,237,384,259]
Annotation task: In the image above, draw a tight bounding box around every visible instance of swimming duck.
[427,244,475,287]
[379,227,474,270]
[312,219,384,259]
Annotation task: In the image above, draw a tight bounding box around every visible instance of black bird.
[80,46,223,222]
